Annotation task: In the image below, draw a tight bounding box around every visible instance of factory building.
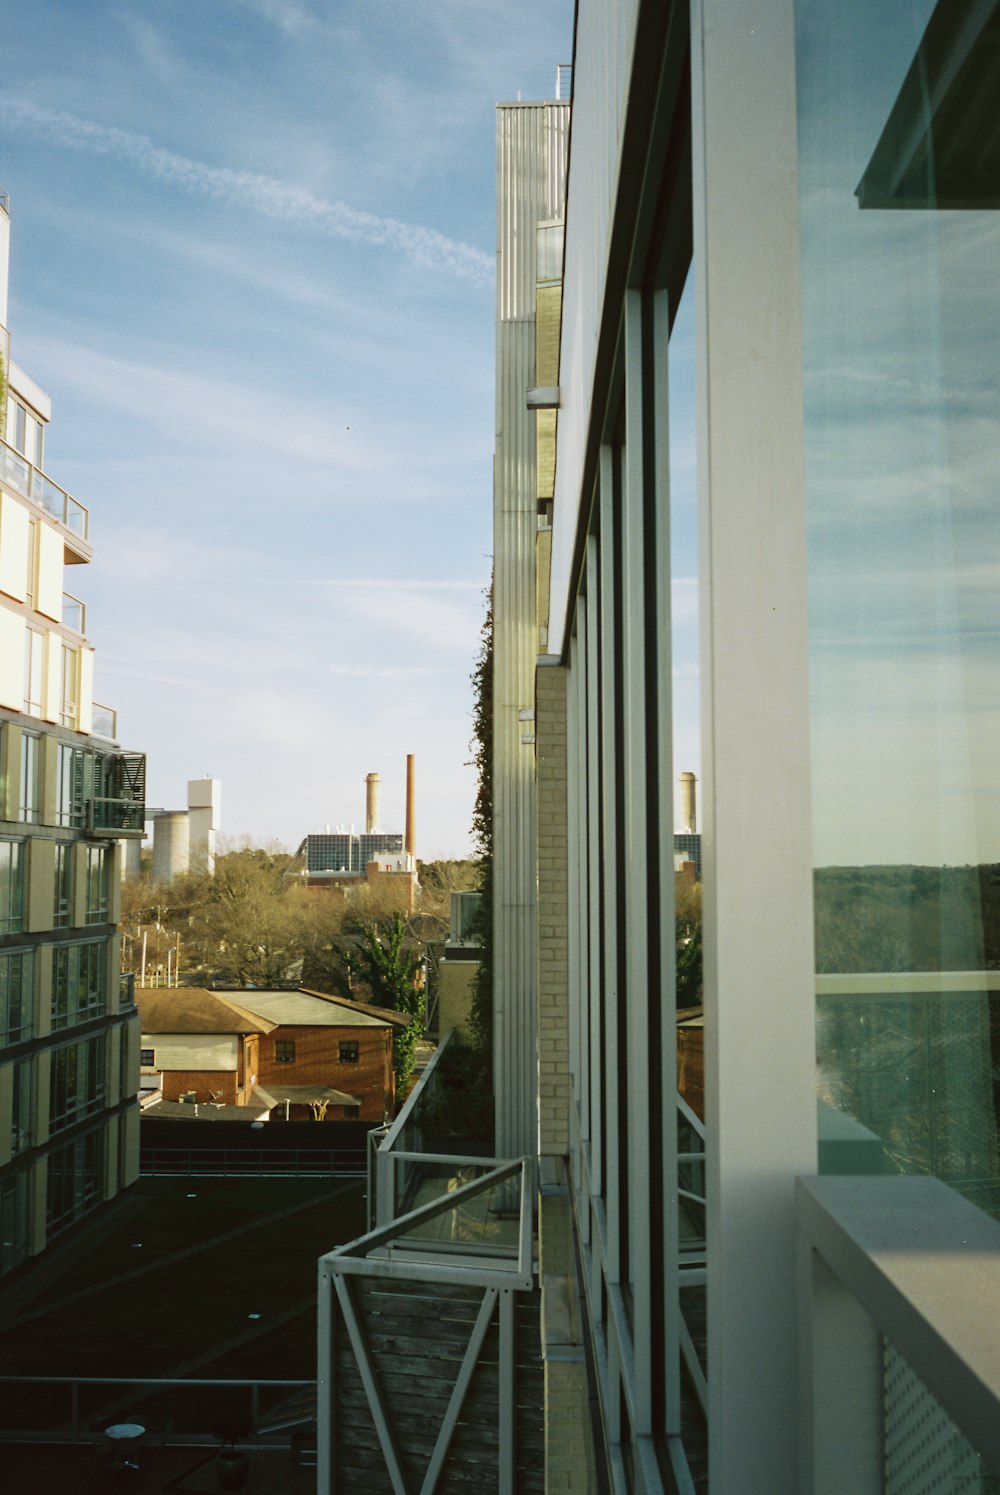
[148,777,222,882]
[0,190,146,1279]
[298,755,419,912]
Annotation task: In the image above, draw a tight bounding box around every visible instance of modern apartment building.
[0,191,146,1279]
[523,0,1000,1490]
[319,5,1000,1491]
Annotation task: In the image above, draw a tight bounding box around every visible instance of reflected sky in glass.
[798,0,1000,868]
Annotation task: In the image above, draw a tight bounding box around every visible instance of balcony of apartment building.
[314,1034,546,1495]
[0,431,91,566]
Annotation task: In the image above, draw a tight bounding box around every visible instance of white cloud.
[222,0,319,35]
[3,98,494,287]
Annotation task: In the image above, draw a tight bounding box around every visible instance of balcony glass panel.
[90,703,117,741]
[797,0,1000,1218]
[62,593,85,634]
[0,436,90,541]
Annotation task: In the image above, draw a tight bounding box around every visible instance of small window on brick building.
[140,1048,155,1067]
[275,1039,296,1064]
[339,1040,359,1063]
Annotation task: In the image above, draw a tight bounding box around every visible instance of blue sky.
[0,0,571,857]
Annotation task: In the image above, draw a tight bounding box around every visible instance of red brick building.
[138,987,404,1121]
[243,989,402,1121]
[137,989,274,1106]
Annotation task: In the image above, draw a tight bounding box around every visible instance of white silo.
[153,812,190,883]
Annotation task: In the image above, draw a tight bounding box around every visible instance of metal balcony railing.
[370,1030,457,1228]
[0,435,90,541]
[318,1156,539,1495]
[86,797,145,835]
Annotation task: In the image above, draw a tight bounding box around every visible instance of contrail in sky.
[3,98,495,288]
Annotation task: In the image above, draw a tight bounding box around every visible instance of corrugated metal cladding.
[496,104,570,324]
[493,101,569,1159]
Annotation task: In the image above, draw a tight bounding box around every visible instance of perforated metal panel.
[884,1341,998,1494]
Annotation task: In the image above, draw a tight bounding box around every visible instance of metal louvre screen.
[884,1341,998,1494]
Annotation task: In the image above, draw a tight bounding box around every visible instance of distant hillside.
[814,864,1000,972]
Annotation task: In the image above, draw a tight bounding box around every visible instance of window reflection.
[797,0,1000,1212]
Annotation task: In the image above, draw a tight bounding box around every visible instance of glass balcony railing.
[0,436,90,541]
[90,703,117,741]
[62,592,86,635]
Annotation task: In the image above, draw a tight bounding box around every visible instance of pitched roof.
[236,989,395,1029]
[136,988,277,1036]
[297,987,411,1028]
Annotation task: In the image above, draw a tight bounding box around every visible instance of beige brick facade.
[535,659,570,1158]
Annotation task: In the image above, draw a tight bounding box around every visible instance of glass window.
[24,520,37,610]
[57,745,84,829]
[11,1059,32,1154]
[85,846,110,925]
[0,1168,30,1277]
[0,840,24,935]
[51,941,108,1030]
[0,949,33,1044]
[60,645,78,729]
[19,734,39,824]
[339,1040,359,1064]
[13,403,25,456]
[275,1039,296,1063]
[46,1132,102,1237]
[797,0,1000,1217]
[23,629,43,717]
[140,1048,155,1067]
[53,842,72,927]
[49,1034,106,1132]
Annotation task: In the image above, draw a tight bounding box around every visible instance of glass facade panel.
[46,1132,102,1237]
[0,949,33,1044]
[797,0,1000,1214]
[57,744,84,828]
[0,1168,30,1277]
[49,1033,106,1131]
[11,1057,32,1154]
[23,628,43,717]
[19,733,39,823]
[53,841,71,927]
[51,940,108,1030]
[0,840,24,935]
[85,846,110,924]
[60,644,78,728]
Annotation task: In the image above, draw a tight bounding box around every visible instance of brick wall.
[257,1025,393,1122]
[535,661,570,1156]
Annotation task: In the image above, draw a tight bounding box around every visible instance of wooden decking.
[330,1275,544,1494]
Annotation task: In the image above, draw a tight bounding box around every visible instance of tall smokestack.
[679,771,697,834]
[405,754,416,857]
[365,772,380,833]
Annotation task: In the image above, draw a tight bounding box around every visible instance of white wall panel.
[0,492,29,603]
[35,521,63,622]
[0,606,24,709]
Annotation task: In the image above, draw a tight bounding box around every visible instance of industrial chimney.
[679,771,697,834]
[405,754,416,858]
[365,772,380,833]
